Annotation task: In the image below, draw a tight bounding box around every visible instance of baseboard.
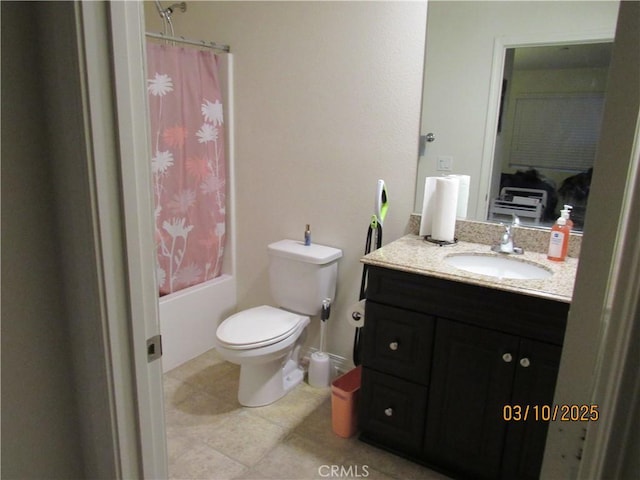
[301,347,353,379]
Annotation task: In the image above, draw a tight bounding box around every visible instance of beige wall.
[416,0,619,217]
[1,2,84,477]
[145,1,428,361]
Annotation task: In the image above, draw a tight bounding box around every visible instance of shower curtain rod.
[145,31,230,53]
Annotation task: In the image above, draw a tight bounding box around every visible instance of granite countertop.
[361,234,578,303]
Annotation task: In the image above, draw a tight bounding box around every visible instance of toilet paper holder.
[348,300,366,328]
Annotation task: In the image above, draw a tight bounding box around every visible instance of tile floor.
[163,348,451,480]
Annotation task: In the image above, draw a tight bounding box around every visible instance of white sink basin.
[444,254,552,280]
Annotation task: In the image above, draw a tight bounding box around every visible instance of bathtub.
[159,273,236,372]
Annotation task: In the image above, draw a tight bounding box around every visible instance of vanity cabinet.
[358,266,568,480]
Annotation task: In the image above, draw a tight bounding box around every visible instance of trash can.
[331,365,362,438]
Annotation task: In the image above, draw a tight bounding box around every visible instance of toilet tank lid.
[268,239,342,264]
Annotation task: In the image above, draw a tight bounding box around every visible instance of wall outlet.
[437,155,453,171]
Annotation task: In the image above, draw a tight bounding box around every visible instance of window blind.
[509,93,604,171]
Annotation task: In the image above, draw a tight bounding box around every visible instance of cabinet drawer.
[366,266,568,345]
[359,368,428,454]
[362,302,435,384]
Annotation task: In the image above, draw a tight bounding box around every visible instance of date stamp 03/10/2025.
[502,404,600,422]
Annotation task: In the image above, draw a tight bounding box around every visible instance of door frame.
[76,1,168,477]
[106,2,168,477]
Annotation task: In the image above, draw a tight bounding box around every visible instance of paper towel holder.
[424,235,458,247]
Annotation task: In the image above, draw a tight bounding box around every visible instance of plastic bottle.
[304,224,311,246]
[547,213,570,261]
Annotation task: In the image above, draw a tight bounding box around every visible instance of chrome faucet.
[492,215,523,254]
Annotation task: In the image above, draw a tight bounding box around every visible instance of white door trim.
[106,1,169,478]
[76,1,168,477]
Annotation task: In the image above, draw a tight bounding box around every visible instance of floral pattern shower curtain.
[146,43,226,295]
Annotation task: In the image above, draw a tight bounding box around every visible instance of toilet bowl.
[215,239,342,407]
[215,305,310,406]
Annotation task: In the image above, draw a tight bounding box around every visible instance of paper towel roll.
[432,176,460,242]
[448,174,470,219]
[348,300,366,328]
[419,176,438,236]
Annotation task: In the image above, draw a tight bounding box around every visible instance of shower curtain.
[146,43,226,295]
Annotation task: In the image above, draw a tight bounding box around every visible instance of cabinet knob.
[502,353,513,363]
[519,357,531,368]
[389,341,399,351]
[384,407,394,417]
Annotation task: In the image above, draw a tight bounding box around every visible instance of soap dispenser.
[304,224,311,246]
[547,211,570,261]
[563,205,574,231]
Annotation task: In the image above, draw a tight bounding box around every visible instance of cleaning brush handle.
[321,298,331,321]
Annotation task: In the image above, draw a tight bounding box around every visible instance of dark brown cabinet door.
[501,339,561,480]
[424,319,519,480]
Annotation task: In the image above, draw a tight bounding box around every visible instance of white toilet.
[215,239,342,407]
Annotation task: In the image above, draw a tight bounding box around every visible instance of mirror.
[487,42,612,231]
[415,1,620,231]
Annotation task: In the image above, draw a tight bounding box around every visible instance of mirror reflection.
[415,1,620,232]
[488,43,612,230]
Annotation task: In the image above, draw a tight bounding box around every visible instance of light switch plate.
[437,155,453,171]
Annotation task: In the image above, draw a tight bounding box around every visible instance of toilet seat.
[216,305,306,350]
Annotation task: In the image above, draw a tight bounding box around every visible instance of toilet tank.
[267,239,342,316]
